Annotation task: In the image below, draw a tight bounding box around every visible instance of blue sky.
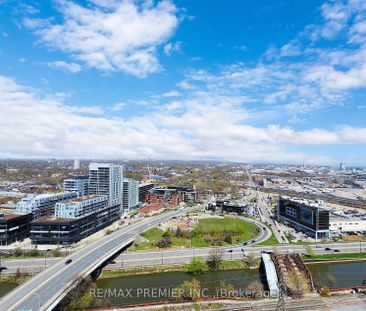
[0,0,366,165]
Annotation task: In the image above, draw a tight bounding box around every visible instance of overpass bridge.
[0,209,187,311]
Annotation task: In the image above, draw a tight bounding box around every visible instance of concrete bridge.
[261,252,315,300]
[0,209,187,311]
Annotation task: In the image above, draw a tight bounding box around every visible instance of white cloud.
[67,105,104,114]
[0,75,365,164]
[162,90,180,97]
[163,41,182,55]
[111,102,126,111]
[47,61,82,73]
[24,0,180,77]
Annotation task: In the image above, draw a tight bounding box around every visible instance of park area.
[132,217,259,251]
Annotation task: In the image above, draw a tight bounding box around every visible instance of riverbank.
[303,252,366,262]
[0,273,31,284]
[100,259,257,279]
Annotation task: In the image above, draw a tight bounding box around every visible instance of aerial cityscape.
[1,0,366,311]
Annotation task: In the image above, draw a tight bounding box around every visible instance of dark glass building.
[30,204,120,245]
[0,213,33,245]
[277,197,330,240]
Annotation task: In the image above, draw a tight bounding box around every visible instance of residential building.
[63,176,89,196]
[138,182,154,203]
[54,195,108,218]
[123,178,140,215]
[145,187,183,208]
[0,213,33,245]
[88,163,123,213]
[277,197,330,240]
[30,204,120,245]
[15,192,77,217]
[73,159,80,170]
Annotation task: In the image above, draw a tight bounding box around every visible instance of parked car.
[65,259,72,265]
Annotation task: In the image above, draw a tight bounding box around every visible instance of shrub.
[157,236,172,248]
[185,257,208,275]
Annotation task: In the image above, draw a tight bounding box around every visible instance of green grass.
[304,252,366,261]
[255,226,280,246]
[100,259,252,279]
[133,217,259,251]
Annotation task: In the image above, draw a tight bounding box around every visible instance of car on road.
[65,259,72,265]
[325,247,331,251]
[243,241,248,246]
[334,249,340,253]
[315,246,321,248]
[0,266,7,272]
[110,260,116,264]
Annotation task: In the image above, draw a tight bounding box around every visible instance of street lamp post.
[161,249,164,265]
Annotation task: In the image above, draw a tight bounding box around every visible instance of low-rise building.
[329,216,366,233]
[55,195,108,218]
[0,213,33,245]
[30,203,120,245]
[277,197,330,240]
[138,183,154,203]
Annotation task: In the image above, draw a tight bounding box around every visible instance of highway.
[2,241,366,273]
[0,208,188,311]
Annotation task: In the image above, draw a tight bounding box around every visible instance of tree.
[175,227,183,238]
[15,267,21,278]
[207,247,224,271]
[175,278,201,301]
[243,252,257,268]
[214,281,235,298]
[246,281,264,298]
[13,248,22,257]
[185,257,208,275]
[305,245,315,257]
[157,236,172,248]
[322,273,336,288]
[287,270,310,298]
[224,234,232,244]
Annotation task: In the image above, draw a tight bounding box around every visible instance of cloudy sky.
[0,0,366,165]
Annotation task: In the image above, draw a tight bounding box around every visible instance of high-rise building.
[15,192,77,216]
[340,163,346,171]
[63,176,89,196]
[88,163,123,213]
[123,178,140,215]
[74,159,80,170]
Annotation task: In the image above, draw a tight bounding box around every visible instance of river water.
[308,260,366,289]
[1,260,366,306]
[94,269,261,306]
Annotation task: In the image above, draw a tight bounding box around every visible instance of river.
[1,260,366,306]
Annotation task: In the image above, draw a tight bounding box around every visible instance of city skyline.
[1,0,366,165]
